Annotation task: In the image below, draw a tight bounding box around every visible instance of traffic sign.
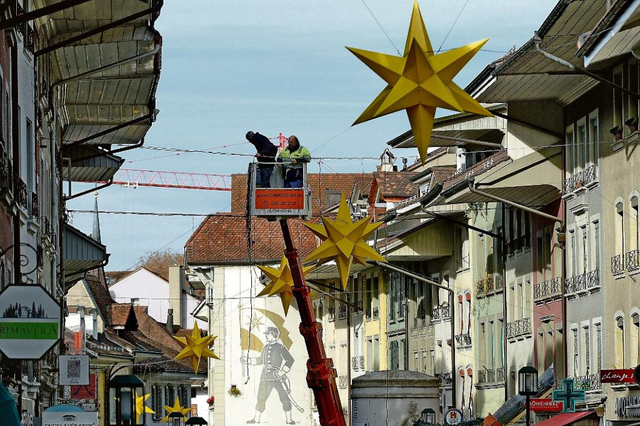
[445,408,463,425]
[0,284,61,359]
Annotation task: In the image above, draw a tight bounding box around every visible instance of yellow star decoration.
[303,195,386,289]
[258,254,314,316]
[347,0,492,164]
[173,322,220,374]
[134,391,155,423]
[160,396,191,422]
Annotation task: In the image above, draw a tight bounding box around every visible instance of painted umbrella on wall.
[347,0,493,164]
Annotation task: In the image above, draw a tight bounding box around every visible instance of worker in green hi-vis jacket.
[278,135,311,188]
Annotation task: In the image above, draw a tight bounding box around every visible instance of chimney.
[166,308,174,334]
[91,308,98,339]
[168,265,186,327]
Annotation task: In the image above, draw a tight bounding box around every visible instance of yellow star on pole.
[173,322,220,374]
[160,396,191,422]
[347,0,492,164]
[257,254,314,316]
[303,195,386,289]
[134,391,155,423]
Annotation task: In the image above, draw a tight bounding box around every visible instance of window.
[616,202,625,255]
[572,328,579,377]
[616,316,625,368]
[152,384,162,421]
[566,127,575,176]
[577,120,587,173]
[629,59,639,132]
[613,66,625,133]
[632,314,640,366]
[588,111,599,169]
[389,273,397,322]
[390,341,399,370]
[631,196,639,252]
[365,278,371,320]
[373,335,380,371]
[366,337,373,372]
[455,226,470,270]
[422,350,427,374]
[178,384,188,407]
[373,277,380,319]
[596,323,602,372]
[583,325,590,375]
[165,384,174,406]
[593,221,601,272]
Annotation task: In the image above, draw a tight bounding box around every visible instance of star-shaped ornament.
[347,0,492,164]
[258,254,314,316]
[134,391,155,423]
[173,322,220,373]
[160,396,191,422]
[304,195,386,289]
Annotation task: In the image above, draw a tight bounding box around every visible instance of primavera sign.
[0,284,61,359]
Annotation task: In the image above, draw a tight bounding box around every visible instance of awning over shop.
[0,382,20,426]
[441,147,562,208]
[63,223,108,281]
[380,217,453,261]
[534,410,596,426]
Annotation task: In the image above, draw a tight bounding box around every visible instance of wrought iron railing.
[31,191,38,218]
[612,254,625,275]
[455,333,472,347]
[338,375,348,389]
[16,178,27,209]
[478,368,502,384]
[566,269,600,294]
[25,25,35,54]
[372,306,379,320]
[0,153,12,194]
[506,317,531,338]
[534,277,562,301]
[574,373,601,391]
[439,372,452,387]
[352,356,359,371]
[358,356,364,371]
[626,250,640,273]
[432,305,451,322]
[496,367,505,381]
[583,165,596,186]
[338,304,347,320]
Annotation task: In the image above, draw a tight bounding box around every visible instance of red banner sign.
[529,399,562,412]
[600,369,636,383]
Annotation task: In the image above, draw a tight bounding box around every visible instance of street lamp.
[413,408,436,426]
[107,374,145,426]
[518,366,538,426]
[168,412,184,426]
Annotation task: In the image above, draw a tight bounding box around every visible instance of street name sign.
[0,284,61,359]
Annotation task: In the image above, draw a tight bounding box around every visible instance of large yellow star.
[160,396,191,422]
[303,195,386,289]
[347,0,492,164]
[258,254,314,316]
[173,322,220,373]
[134,391,155,423]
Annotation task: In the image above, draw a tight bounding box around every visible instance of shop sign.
[529,398,562,412]
[600,369,635,383]
[43,411,98,426]
[60,355,90,385]
[0,284,61,359]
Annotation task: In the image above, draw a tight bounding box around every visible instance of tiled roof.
[371,172,418,200]
[185,215,317,265]
[110,304,133,328]
[231,173,375,215]
[84,273,115,324]
[431,166,457,184]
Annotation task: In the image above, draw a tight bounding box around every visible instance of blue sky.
[67,0,558,271]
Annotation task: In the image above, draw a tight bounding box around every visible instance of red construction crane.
[108,168,232,191]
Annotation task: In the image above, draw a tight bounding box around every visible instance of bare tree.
[137,249,183,281]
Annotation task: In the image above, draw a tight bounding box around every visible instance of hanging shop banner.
[529,398,562,412]
[43,411,98,426]
[600,369,636,383]
[71,374,97,400]
[0,284,61,359]
[59,355,90,385]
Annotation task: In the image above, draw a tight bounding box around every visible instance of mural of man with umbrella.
[241,326,302,424]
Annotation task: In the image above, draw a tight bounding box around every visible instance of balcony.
[612,254,625,276]
[562,166,597,195]
[478,367,504,384]
[506,318,531,339]
[454,333,472,348]
[534,277,562,302]
[476,274,504,298]
[431,305,451,323]
[565,269,600,295]
[574,373,601,391]
[626,250,640,273]
[16,178,27,210]
[439,372,452,387]
[338,304,347,320]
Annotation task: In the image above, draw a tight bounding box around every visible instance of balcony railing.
[338,375,348,389]
[563,166,596,195]
[372,306,379,320]
[431,305,451,322]
[565,269,600,295]
[574,373,601,391]
[352,356,359,371]
[25,25,35,54]
[439,372,452,387]
[16,178,27,209]
[612,254,625,276]
[338,304,347,320]
[454,333,472,348]
[534,277,562,301]
[31,192,38,218]
[478,367,504,384]
[506,317,531,339]
[626,250,640,273]
[358,356,364,371]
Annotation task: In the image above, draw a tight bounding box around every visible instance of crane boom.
[106,168,232,191]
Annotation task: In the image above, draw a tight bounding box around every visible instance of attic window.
[325,190,342,208]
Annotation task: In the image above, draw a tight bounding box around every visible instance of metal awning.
[468,0,606,106]
[67,145,124,182]
[305,262,370,281]
[379,217,453,261]
[533,411,596,426]
[33,0,161,148]
[63,223,108,281]
[440,147,562,208]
